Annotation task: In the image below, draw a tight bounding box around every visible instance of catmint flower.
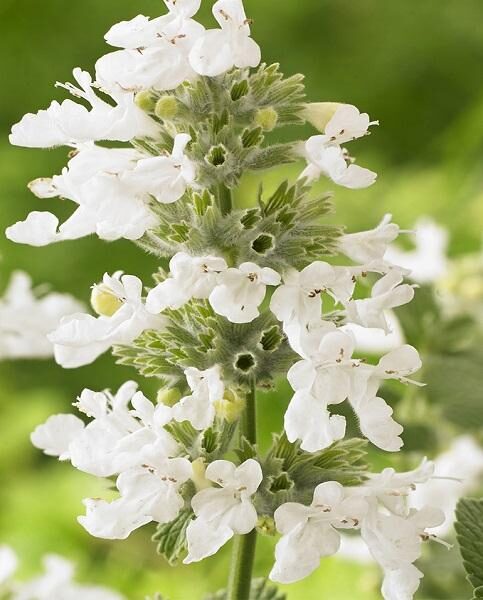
[385,217,449,284]
[303,103,378,143]
[270,261,355,330]
[189,0,261,77]
[339,214,401,265]
[270,481,368,584]
[49,272,164,368]
[0,271,83,360]
[124,134,196,204]
[184,459,263,563]
[96,2,204,93]
[171,366,225,430]
[6,145,157,246]
[209,262,281,323]
[2,551,124,600]
[79,455,192,539]
[344,270,415,332]
[301,138,377,189]
[9,69,157,148]
[31,382,178,477]
[146,252,227,314]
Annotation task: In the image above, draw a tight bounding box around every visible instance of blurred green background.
[1,1,482,598]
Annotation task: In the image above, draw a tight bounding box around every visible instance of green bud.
[90,285,122,317]
[254,107,278,131]
[135,90,157,113]
[156,387,182,407]
[214,389,246,423]
[256,516,276,536]
[191,457,212,491]
[302,102,342,132]
[155,95,179,120]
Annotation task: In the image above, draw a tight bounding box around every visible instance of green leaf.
[205,578,286,600]
[455,498,483,595]
[152,509,193,566]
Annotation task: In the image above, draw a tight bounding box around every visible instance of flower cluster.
[0,270,83,360]
[0,546,123,600]
[9,1,451,599]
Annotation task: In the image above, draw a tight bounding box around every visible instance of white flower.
[301,137,377,189]
[270,262,355,328]
[79,455,192,539]
[49,272,164,368]
[339,214,401,265]
[0,271,84,359]
[9,68,157,148]
[284,330,357,451]
[6,145,157,246]
[97,2,204,92]
[209,262,281,323]
[385,218,449,284]
[32,382,177,477]
[361,504,445,600]
[184,459,263,563]
[322,104,379,145]
[124,134,196,204]
[411,436,483,536]
[147,252,228,314]
[285,330,412,451]
[189,0,261,77]
[270,481,367,584]
[344,270,415,332]
[0,546,18,585]
[12,554,124,600]
[350,343,423,406]
[172,365,225,430]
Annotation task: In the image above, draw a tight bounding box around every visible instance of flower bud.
[135,90,157,113]
[90,285,122,317]
[156,387,182,407]
[214,389,246,423]
[256,515,276,536]
[254,107,278,131]
[191,457,212,491]
[301,102,342,132]
[155,95,179,120]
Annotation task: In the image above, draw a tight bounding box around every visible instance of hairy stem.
[226,379,257,600]
[218,183,233,215]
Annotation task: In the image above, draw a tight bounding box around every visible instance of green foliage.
[455,498,483,598]
[138,179,341,273]
[114,301,297,389]
[152,509,193,566]
[255,434,367,514]
[205,578,286,600]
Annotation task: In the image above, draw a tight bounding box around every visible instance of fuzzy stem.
[218,183,233,215]
[226,379,257,600]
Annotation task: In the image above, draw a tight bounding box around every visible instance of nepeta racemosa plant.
[8,1,451,598]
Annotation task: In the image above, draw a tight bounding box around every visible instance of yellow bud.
[191,457,212,491]
[90,285,123,317]
[155,95,179,120]
[214,389,246,423]
[254,107,278,131]
[302,102,342,132]
[135,90,156,112]
[256,515,276,536]
[156,388,182,407]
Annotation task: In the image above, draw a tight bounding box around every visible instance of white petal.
[30,414,85,460]
[6,212,60,246]
[184,517,233,563]
[79,498,151,540]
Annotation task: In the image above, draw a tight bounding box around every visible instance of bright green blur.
[0,1,482,598]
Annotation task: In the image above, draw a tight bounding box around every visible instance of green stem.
[226,379,257,600]
[218,183,233,216]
